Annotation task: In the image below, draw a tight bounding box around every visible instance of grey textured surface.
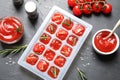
[0,0,120,80]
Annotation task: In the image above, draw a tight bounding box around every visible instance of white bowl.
[92,29,119,55]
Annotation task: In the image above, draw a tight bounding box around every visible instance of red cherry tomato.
[92,2,102,13]
[26,54,38,65]
[44,49,55,61]
[46,23,57,34]
[83,4,92,15]
[54,56,66,67]
[40,33,51,44]
[60,45,72,57]
[102,3,112,14]
[37,59,49,72]
[56,28,68,40]
[52,12,64,25]
[33,43,45,55]
[68,0,76,8]
[62,19,74,30]
[72,24,85,36]
[48,66,60,78]
[50,39,62,50]
[73,5,83,16]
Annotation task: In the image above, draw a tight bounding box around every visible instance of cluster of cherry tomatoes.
[68,0,112,16]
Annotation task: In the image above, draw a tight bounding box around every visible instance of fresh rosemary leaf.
[51,67,57,77]
[50,25,54,33]
[40,35,48,40]
[77,67,87,80]
[0,45,27,55]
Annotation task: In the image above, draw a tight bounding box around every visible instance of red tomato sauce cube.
[40,33,51,44]
[46,23,57,34]
[60,45,72,57]
[44,49,56,61]
[56,28,68,40]
[51,12,64,25]
[33,43,45,55]
[72,24,85,36]
[37,59,49,72]
[67,35,78,46]
[62,19,74,30]
[54,55,66,67]
[50,39,62,50]
[26,53,39,65]
[48,66,60,78]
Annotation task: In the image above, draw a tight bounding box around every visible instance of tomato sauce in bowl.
[92,29,119,55]
[0,17,24,44]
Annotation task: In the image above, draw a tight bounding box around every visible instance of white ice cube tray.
[18,6,93,80]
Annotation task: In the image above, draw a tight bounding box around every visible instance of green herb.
[73,37,77,46]
[61,51,68,55]
[63,19,72,26]
[0,45,27,56]
[16,27,22,33]
[49,25,55,33]
[77,67,87,80]
[51,67,57,77]
[40,35,48,40]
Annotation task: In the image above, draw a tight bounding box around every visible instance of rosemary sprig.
[49,25,55,33]
[73,37,77,46]
[0,45,27,56]
[77,67,87,80]
[40,35,48,40]
[61,51,68,55]
[51,67,57,77]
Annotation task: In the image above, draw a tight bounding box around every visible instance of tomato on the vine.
[68,0,76,8]
[102,3,112,14]
[92,2,102,13]
[83,4,92,15]
[73,5,83,16]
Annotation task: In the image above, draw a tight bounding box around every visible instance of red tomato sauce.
[94,31,117,52]
[0,17,23,43]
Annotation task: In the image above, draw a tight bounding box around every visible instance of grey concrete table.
[0,0,120,80]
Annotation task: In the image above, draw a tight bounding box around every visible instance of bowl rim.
[92,29,120,55]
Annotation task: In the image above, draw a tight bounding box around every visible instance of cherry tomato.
[72,24,85,36]
[40,33,51,44]
[52,12,64,25]
[44,49,55,61]
[46,23,57,34]
[68,0,76,8]
[83,4,92,15]
[62,19,74,30]
[56,28,68,40]
[102,3,112,14]
[92,2,102,13]
[50,39,62,50]
[48,66,60,78]
[26,54,38,65]
[33,43,45,55]
[37,59,49,72]
[67,35,78,46]
[72,5,83,16]
[60,45,72,57]
[54,56,66,67]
